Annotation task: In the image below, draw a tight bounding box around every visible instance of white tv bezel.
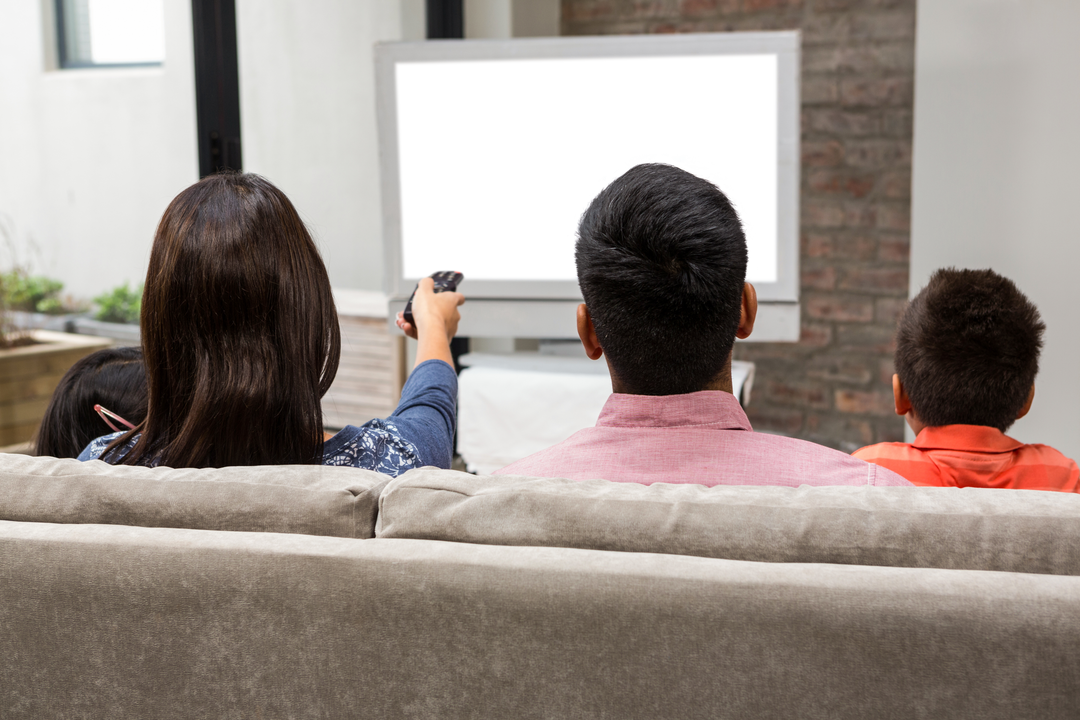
[376,32,801,336]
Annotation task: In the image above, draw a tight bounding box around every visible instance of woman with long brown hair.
[78,172,463,473]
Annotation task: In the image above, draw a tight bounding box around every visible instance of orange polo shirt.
[853,425,1080,493]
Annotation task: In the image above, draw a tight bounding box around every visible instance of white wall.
[235,0,423,292]
[401,0,426,41]
[465,0,512,39]
[911,0,1080,458]
[465,0,559,39]
[0,0,198,299]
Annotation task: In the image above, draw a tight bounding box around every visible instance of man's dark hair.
[895,268,1044,432]
[575,163,747,395]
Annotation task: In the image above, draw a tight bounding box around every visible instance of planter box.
[7,312,141,344]
[0,330,112,446]
[66,317,141,343]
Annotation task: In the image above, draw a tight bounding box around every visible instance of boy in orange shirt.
[854,268,1078,492]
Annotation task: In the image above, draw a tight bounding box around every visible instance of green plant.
[0,274,31,349]
[94,282,142,324]
[0,218,38,346]
[0,270,66,314]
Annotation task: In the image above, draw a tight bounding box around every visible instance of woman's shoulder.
[322,421,425,475]
[77,432,139,462]
[78,431,125,461]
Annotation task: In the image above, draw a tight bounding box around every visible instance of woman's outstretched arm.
[318,279,465,471]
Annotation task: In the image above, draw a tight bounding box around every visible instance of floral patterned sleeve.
[322,359,457,475]
[78,431,138,463]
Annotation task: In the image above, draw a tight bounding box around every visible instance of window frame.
[55,0,165,70]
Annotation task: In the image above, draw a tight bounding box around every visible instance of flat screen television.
[376,31,800,340]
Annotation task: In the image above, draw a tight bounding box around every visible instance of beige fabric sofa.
[2,453,1079,719]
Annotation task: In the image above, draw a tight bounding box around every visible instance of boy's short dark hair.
[575,163,747,396]
[895,268,1044,432]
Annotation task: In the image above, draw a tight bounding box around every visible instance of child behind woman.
[35,347,146,458]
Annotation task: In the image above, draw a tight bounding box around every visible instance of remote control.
[403,271,463,327]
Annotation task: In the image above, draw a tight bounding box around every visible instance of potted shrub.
[67,281,142,343]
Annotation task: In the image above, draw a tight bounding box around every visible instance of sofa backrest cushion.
[4,521,1079,719]
[377,469,1080,575]
[0,454,387,538]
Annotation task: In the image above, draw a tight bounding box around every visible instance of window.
[56,0,165,68]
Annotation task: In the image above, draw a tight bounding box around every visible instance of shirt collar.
[596,391,752,431]
[912,424,1025,453]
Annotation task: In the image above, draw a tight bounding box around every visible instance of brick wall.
[562,0,914,451]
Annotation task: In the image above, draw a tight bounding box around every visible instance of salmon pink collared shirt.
[496,391,911,487]
[853,425,1080,492]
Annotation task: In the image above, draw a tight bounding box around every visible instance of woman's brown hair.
[107,172,340,467]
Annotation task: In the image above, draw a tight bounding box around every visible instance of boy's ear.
[892,374,912,416]
[736,283,758,340]
[577,304,604,361]
[1017,384,1036,420]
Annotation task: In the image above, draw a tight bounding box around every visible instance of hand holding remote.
[396,276,464,339]
[396,274,465,369]
[402,271,463,328]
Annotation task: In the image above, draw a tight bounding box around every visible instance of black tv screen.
[401,58,773,276]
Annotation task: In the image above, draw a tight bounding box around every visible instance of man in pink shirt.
[497,164,909,488]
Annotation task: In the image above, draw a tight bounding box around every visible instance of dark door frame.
[426,0,464,40]
[191,0,242,177]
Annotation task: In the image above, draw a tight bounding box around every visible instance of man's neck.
[702,369,734,394]
[609,364,733,396]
